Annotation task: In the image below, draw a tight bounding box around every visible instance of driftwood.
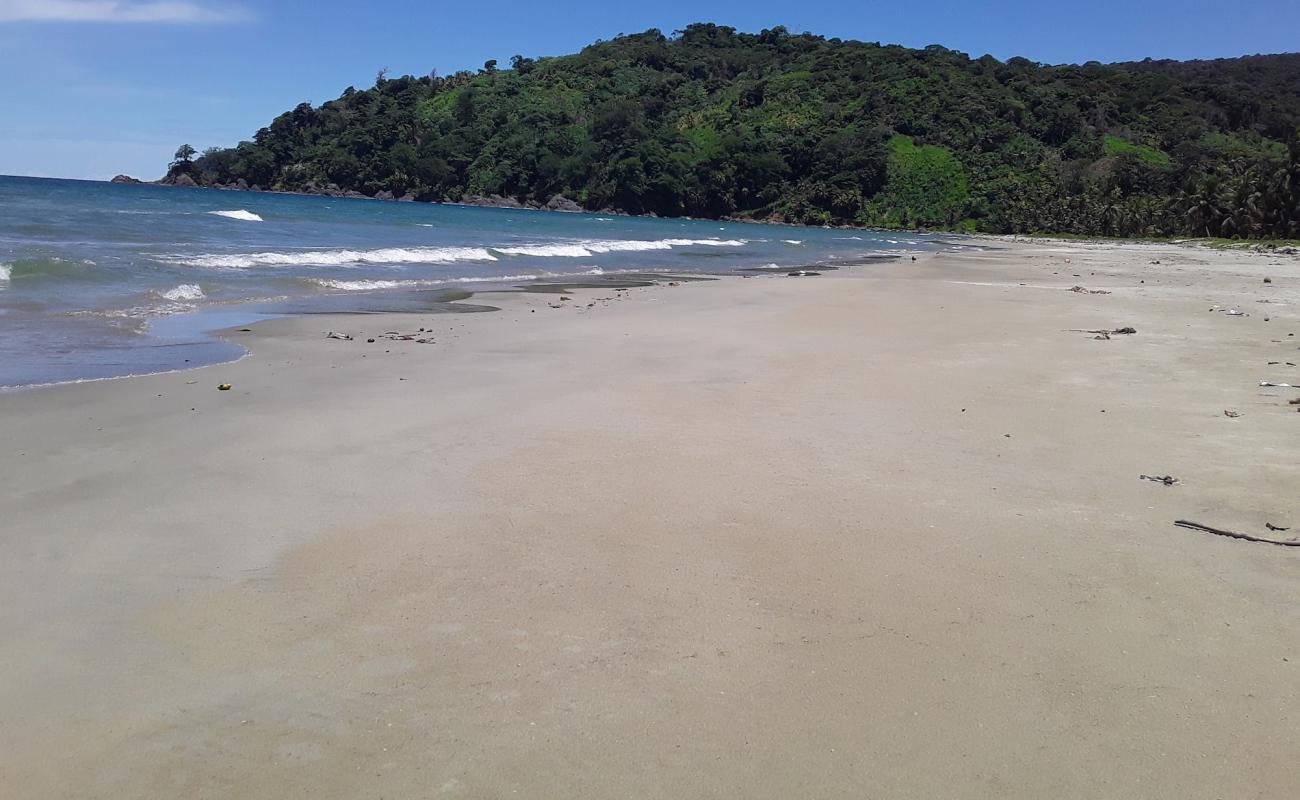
[1066,327,1136,334]
[1174,520,1300,547]
[1140,474,1179,485]
[1067,326,1137,340]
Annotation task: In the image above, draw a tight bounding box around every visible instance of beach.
[1,238,1297,797]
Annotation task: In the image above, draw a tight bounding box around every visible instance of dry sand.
[1,239,1297,798]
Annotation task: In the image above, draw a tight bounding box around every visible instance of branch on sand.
[1174,520,1300,547]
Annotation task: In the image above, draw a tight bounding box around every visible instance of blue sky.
[1,0,1296,180]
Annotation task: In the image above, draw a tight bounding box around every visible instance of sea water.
[0,175,958,388]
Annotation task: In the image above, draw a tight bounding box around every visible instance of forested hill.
[176,24,1300,238]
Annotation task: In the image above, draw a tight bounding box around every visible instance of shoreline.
[2,238,1298,797]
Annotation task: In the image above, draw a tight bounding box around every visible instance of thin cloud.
[0,1,250,23]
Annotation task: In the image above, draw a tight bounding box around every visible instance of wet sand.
[1,239,1297,798]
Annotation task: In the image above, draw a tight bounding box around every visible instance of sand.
[1,239,1297,798]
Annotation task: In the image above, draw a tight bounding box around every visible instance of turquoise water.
[0,175,952,388]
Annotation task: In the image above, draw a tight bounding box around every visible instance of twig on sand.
[1140,474,1179,485]
[1175,520,1300,547]
[1069,285,1111,294]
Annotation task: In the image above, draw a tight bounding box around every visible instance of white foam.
[494,243,595,258]
[0,263,10,282]
[784,240,804,245]
[158,283,205,301]
[208,209,263,222]
[834,236,864,240]
[311,279,419,291]
[170,246,499,269]
[493,238,745,258]
[309,273,551,291]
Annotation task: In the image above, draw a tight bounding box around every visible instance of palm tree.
[1182,175,1225,237]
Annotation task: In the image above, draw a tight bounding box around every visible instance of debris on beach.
[217,383,232,391]
[1140,474,1179,486]
[1175,519,1300,547]
[1266,523,1291,532]
[1068,285,1111,294]
[1066,326,1137,340]
[325,331,352,340]
[1260,381,1298,388]
[1223,409,1241,418]
[787,270,821,277]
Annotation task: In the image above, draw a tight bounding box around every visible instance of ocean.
[0,175,957,388]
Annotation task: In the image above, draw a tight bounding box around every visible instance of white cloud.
[0,1,249,24]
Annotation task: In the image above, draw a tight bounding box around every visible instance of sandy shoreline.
[1,239,1297,797]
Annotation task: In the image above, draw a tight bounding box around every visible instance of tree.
[170,144,197,175]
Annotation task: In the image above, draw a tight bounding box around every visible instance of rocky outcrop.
[459,193,527,209]
[544,194,583,212]
[374,190,395,201]
[158,172,199,187]
[109,174,142,184]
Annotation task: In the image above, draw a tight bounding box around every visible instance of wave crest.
[0,257,95,281]
[493,238,746,258]
[308,273,555,291]
[208,209,263,222]
[169,246,499,269]
[157,283,205,301]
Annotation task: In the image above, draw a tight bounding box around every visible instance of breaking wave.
[168,246,499,269]
[0,257,96,281]
[492,238,746,258]
[307,273,558,291]
[157,283,205,301]
[208,209,263,222]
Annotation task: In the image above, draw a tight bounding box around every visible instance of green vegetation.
[1102,136,1171,169]
[867,135,969,228]
[179,24,1300,238]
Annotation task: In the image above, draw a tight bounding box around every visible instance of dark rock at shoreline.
[110,174,143,184]
[374,190,395,201]
[460,193,527,209]
[544,194,583,212]
[234,178,249,190]
[398,193,416,202]
[159,172,198,188]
